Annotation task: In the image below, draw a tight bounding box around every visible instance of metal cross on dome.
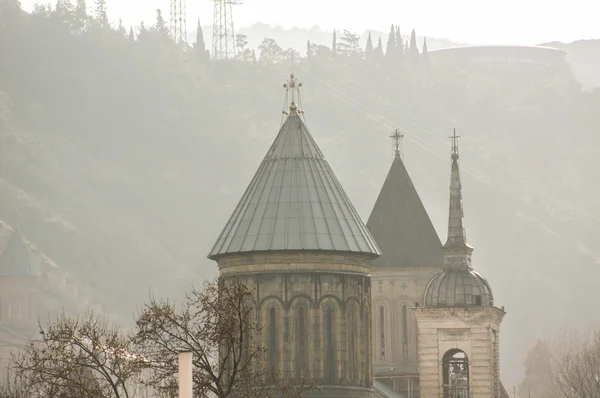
[282,73,304,115]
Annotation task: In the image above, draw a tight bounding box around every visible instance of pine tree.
[195,19,206,57]
[422,37,430,69]
[128,27,135,41]
[93,0,108,28]
[385,24,396,59]
[332,30,337,55]
[154,9,168,37]
[395,26,403,58]
[365,32,373,58]
[375,36,384,59]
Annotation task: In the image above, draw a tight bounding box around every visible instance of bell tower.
[415,131,506,398]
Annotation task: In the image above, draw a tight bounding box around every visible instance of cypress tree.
[422,37,430,69]
[195,19,207,57]
[385,24,396,59]
[409,28,418,57]
[128,26,135,41]
[332,30,337,54]
[306,40,312,59]
[365,32,373,57]
[375,36,384,59]
[117,18,126,36]
[395,26,403,57]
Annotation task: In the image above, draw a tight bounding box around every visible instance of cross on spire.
[282,73,304,114]
[449,128,461,158]
[390,128,404,157]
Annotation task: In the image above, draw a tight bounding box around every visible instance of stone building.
[415,132,506,398]
[208,74,381,397]
[366,132,443,397]
[0,216,111,378]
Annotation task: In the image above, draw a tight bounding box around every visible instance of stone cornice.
[216,251,373,277]
[414,306,506,325]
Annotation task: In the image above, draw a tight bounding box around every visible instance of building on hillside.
[208,74,381,397]
[0,216,111,379]
[427,45,567,68]
[415,131,507,398]
[366,131,443,397]
[0,216,40,373]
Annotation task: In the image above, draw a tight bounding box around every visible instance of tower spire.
[390,128,404,158]
[443,129,473,270]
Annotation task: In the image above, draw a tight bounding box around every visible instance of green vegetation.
[1,0,600,389]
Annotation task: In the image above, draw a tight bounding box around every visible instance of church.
[0,73,507,397]
[208,74,508,398]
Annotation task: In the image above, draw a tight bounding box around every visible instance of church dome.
[422,269,493,308]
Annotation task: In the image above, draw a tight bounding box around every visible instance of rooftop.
[0,217,39,277]
[208,75,380,260]
[366,142,442,269]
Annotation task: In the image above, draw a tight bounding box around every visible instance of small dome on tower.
[422,270,493,307]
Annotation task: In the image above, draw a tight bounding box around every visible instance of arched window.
[379,305,385,361]
[443,349,469,397]
[325,307,335,382]
[296,305,308,377]
[269,307,277,378]
[348,310,356,381]
[402,304,409,359]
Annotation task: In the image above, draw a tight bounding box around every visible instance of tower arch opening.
[442,349,469,398]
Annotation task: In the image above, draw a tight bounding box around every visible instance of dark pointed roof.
[208,93,380,260]
[0,222,38,277]
[366,153,443,269]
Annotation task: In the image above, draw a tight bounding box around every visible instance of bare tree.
[12,311,145,398]
[0,371,29,398]
[553,330,600,398]
[134,277,316,398]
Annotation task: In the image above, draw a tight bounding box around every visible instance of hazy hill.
[194,23,458,56]
[2,1,600,392]
[540,39,600,89]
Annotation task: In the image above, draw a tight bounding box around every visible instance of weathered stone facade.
[216,251,375,397]
[414,307,505,397]
[371,268,439,396]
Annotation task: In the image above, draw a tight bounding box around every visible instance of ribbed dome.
[422,270,493,308]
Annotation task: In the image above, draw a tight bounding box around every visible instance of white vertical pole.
[179,351,193,398]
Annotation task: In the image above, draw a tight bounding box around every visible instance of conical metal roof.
[0,223,38,277]
[366,152,443,269]
[208,99,380,260]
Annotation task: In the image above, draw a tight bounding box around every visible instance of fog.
[1,0,600,395]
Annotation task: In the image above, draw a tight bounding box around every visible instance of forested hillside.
[1,0,600,389]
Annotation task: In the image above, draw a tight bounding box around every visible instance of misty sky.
[21,0,598,45]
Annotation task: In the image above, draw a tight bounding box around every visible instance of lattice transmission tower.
[170,0,187,44]
[212,0,241,60]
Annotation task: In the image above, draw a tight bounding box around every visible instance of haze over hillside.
[1,0,600,394]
